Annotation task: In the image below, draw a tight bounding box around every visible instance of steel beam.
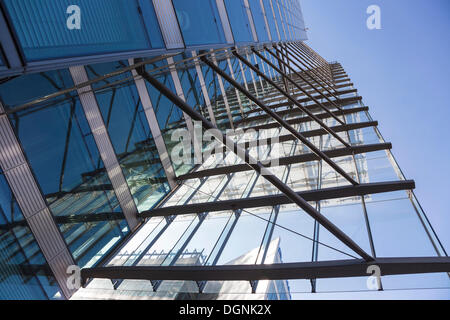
[200,54,359,186]
[206,121,378,156]
[141,180,414,217]
[182,142,390,180]
[257,47,345,120]
[233,49,350,148]
[134,62,372,261]
[81,257,450,287]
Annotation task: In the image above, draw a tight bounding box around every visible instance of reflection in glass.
[0,70,129,268]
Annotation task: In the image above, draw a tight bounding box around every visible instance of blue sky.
[300,0,450,255]
[297,0,450,299]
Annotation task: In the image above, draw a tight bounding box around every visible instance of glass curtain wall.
[0,70,129,268]
[0,170,62,299]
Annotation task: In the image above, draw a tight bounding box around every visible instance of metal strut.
[199,54,359,187]
[134,61,371,262]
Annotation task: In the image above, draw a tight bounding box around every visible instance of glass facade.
[172,0,226,46]
[85,61,171,212]
[0,0,447,301]
[69,49,447,299]
[223,0,254,43]
[248,0,270,42]
[0,169,62,299]
[0,70,129,268]
[2,0,157,61]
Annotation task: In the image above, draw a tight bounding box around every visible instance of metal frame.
[129,59,177,189]
[81,257,450,287]
[200,53,359,186]
[134,61,373,261]
[0,102,76,299]
[69,66,140,231]
[141,180,415,217]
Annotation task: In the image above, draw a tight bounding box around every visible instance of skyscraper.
[0,0,448,300]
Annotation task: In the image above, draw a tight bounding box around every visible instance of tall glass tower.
[0,0,448,300]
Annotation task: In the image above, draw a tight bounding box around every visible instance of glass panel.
[86,61,171,212]
[272,0,286,40]
[0,70,129,268]
[365,194,437,257]
[224,0,254,42]
[138,0,165,48]
[172,0,225,46]
[248,0,269,42]
[263,0,279,40]
[144,58,195,176]
[3,0,152,61]
[0,170,62,299]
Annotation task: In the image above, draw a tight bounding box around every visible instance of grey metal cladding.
[69,68,105,133]
[27,208,67,258]
[0,115,26,170]
[243,0,258,42]
[130,60,177,188]
[152,0,185,49]
[49,250,78,298]
[69,66,140,231]
[215,0,235,44]
[4,164,47,217]
[0,111,76,299]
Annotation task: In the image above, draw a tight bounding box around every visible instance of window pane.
[86,61,171,212]
[263,0,279,40]
[0,70,130,268]
[0,171,64,299]
[3,0,152,61]
[172,0,225,46]
[224,0,254,42]
[249,0,269,42]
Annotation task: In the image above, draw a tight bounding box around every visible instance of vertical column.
[226,54,245,117]
[253,53,265,92]
[192,51,217,126]
[275,0,287,40]
[211,53,235,130]
[129,59,177,189]
[166,56,195,136]
[269,0,282,41]
[246,52,259,96]
[215,0,235,44]
[259,0,273,41]
[69,66,140,231]
[0,102,76,299]
[243,0,259,42]
[152,0,185,49]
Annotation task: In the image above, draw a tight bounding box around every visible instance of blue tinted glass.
[3,0,152,61]
[138,0,165,48]
[0,70,130,268]
[224,0,253,42]
[248,0,269,42]
[86,61,171,212]
[263,0,279,41]
[0,172,62,299]
[272,0,286,40]
[173,54,210,120]
[172,0,225,46]
[144,59,195,176]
